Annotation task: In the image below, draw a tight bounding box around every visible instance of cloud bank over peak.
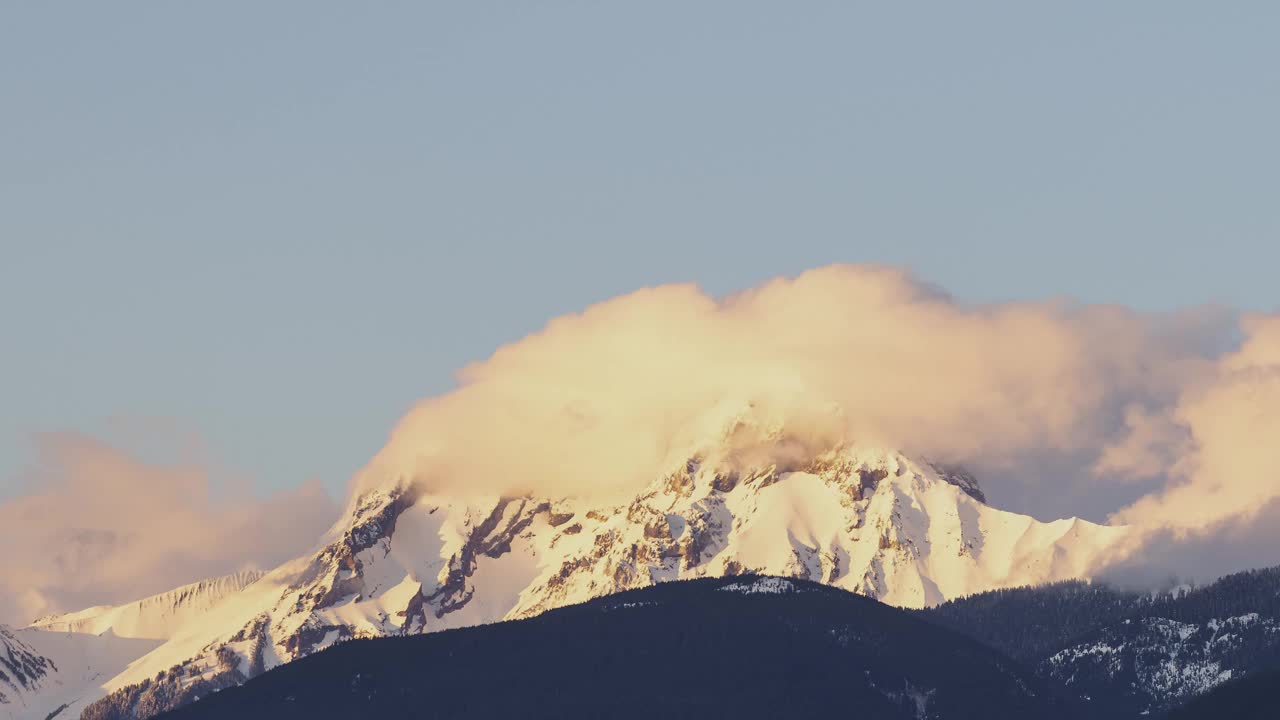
[349,263,1278,583]
[354,265,1230,515]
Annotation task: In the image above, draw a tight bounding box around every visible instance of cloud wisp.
[0,433,336,625]
[357,265,1212,498]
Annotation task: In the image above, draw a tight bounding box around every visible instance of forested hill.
[148,576,1079,720]
[918,566,1280,716]
[920,566,1280,661]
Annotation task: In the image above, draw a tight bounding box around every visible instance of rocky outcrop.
[291,486,419,612]
[0,627,55,705]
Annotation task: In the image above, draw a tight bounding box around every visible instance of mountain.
[920,566,1280,716]
[0,572,264,720]
[13,443,1128,720]
[148,576,1082,720]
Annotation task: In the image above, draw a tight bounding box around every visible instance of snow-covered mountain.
[40,443,1128,720]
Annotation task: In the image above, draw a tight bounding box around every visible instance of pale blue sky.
[2,2,1277,503]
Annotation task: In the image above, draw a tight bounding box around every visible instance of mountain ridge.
[29,571,266,640]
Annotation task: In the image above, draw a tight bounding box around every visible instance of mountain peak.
[655,444,986,507]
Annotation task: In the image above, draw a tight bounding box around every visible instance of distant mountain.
[144,576,1080,720]
[53,440,1125,720]
[0,572,264,720]
[30,572,265,640]
[920,566,1280,716]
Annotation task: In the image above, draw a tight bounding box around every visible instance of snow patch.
[719,577,801,595]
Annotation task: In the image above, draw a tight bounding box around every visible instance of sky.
[2,1,1277,518]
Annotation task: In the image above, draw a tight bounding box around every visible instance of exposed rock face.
[289,488,419,613]
[928,463,986,504]
[38,445,1127,720]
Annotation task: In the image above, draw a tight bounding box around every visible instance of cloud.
[1098,497,1280,591]
[0,433,337,625]
[1093,405,1192,481]
[352,265,1221,515]
[1108,314,1280,535]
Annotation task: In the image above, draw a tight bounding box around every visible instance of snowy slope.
[1,626,161,720]
[1,572,264,720]
[67,443,1128,720]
